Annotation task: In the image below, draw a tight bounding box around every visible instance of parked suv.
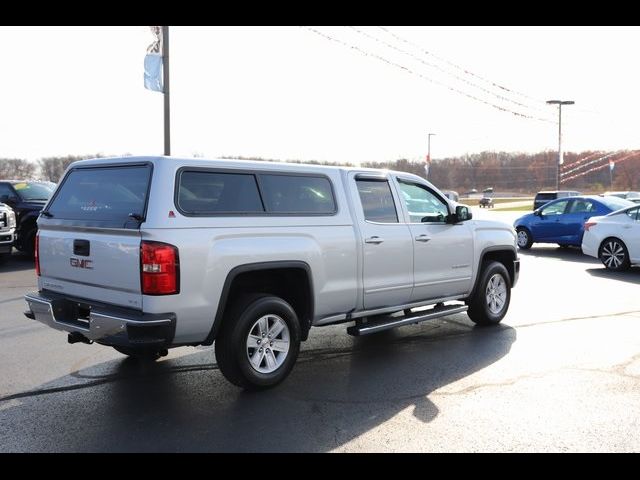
[533,190,580,210]
[25,157,519,389]
[0,180,56,255]
[0,202,16,260]
[479,196,494,208]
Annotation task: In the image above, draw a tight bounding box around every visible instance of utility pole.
[546,100,574,190]
[162,26,171,156]
[427,132,436,181]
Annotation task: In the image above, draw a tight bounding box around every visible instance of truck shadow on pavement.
[0,320,516,452]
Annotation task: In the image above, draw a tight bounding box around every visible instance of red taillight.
[35,232,40,276]
[584,221,597,232]
[140,241,179,295]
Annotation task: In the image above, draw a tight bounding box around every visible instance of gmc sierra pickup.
[25,156,519,389]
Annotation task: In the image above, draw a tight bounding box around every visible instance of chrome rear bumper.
[24,291,175,346]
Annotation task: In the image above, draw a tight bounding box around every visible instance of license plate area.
[51,299,91,330]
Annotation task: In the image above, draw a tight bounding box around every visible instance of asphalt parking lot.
[1,209,639,452]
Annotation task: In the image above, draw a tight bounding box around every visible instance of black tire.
[20,228,36,258]
[599,238,630,271]
[467,261,511,326]
[215,295,301,390]
[516,227,533,250]
[113,345,165,361]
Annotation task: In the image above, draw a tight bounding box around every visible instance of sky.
[1,26,639,165]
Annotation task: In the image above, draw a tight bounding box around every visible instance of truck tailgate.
[38,227,142,309]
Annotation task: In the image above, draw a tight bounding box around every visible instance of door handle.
[415,234,431,242]
[364,236,384,244]
[623,225,632,229]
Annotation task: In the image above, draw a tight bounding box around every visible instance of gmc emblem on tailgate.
[70,258,93,269]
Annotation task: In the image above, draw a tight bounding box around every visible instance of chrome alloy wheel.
[246,314,290,374]
[601,240,626,269]
[485,273,507,315]
[517,230,529,248]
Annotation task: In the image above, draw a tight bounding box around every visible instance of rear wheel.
[215,295,301,390]
[599,238,630,271]
[467,261,511,326]
[516,227,533,250]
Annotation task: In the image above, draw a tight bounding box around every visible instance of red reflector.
[35,232,40,276]
[140,241,179,295]
[584,221,597,231]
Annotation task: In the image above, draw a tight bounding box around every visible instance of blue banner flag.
[144,26,163,93]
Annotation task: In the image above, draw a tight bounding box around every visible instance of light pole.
[426,132,436,181]
[546,100,574,190]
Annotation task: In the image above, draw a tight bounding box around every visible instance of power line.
[302,26,555,124]
[376,26,546,105]
[560,151,604,170]
[560,151,619,177]
[367,27,550,116]
[561,151,638,182]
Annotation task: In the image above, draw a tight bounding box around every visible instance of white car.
[582,205,640,271]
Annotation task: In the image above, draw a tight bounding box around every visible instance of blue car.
[514,195,634,250]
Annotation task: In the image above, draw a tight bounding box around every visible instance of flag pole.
[162,26,170,156]
[610,162,613,189]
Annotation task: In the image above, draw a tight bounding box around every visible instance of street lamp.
[546,100,575,190]
[426,132,436,181]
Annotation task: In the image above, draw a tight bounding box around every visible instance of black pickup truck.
[0,180,55,255]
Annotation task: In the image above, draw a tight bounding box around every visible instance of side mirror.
[533,209,541,216]
[449,205,472,223]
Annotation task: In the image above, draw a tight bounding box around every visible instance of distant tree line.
[1,151,638,193]
[0,159,37,179]
[364,151,640,193]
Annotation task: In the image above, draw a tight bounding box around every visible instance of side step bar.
[347,304,468,336]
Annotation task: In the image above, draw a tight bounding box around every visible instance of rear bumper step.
[347,304,468,336]
[24,291,176,347]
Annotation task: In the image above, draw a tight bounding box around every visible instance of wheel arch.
[203,261,314,345]
[467,246,517,301]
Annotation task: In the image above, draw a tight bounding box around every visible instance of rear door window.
[568,200,595,214]
[46,165,151,224]
[356,179,398,223]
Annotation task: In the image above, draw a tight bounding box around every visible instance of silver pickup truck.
[24,156,519,389]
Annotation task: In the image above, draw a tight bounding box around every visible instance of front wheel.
[599,238,630,271]
[467,261,511,326]
[516,227,533,250]
[215,295,301,390]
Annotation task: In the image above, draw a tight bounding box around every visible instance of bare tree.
[39,154,105,182]
[0,158,37,179]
